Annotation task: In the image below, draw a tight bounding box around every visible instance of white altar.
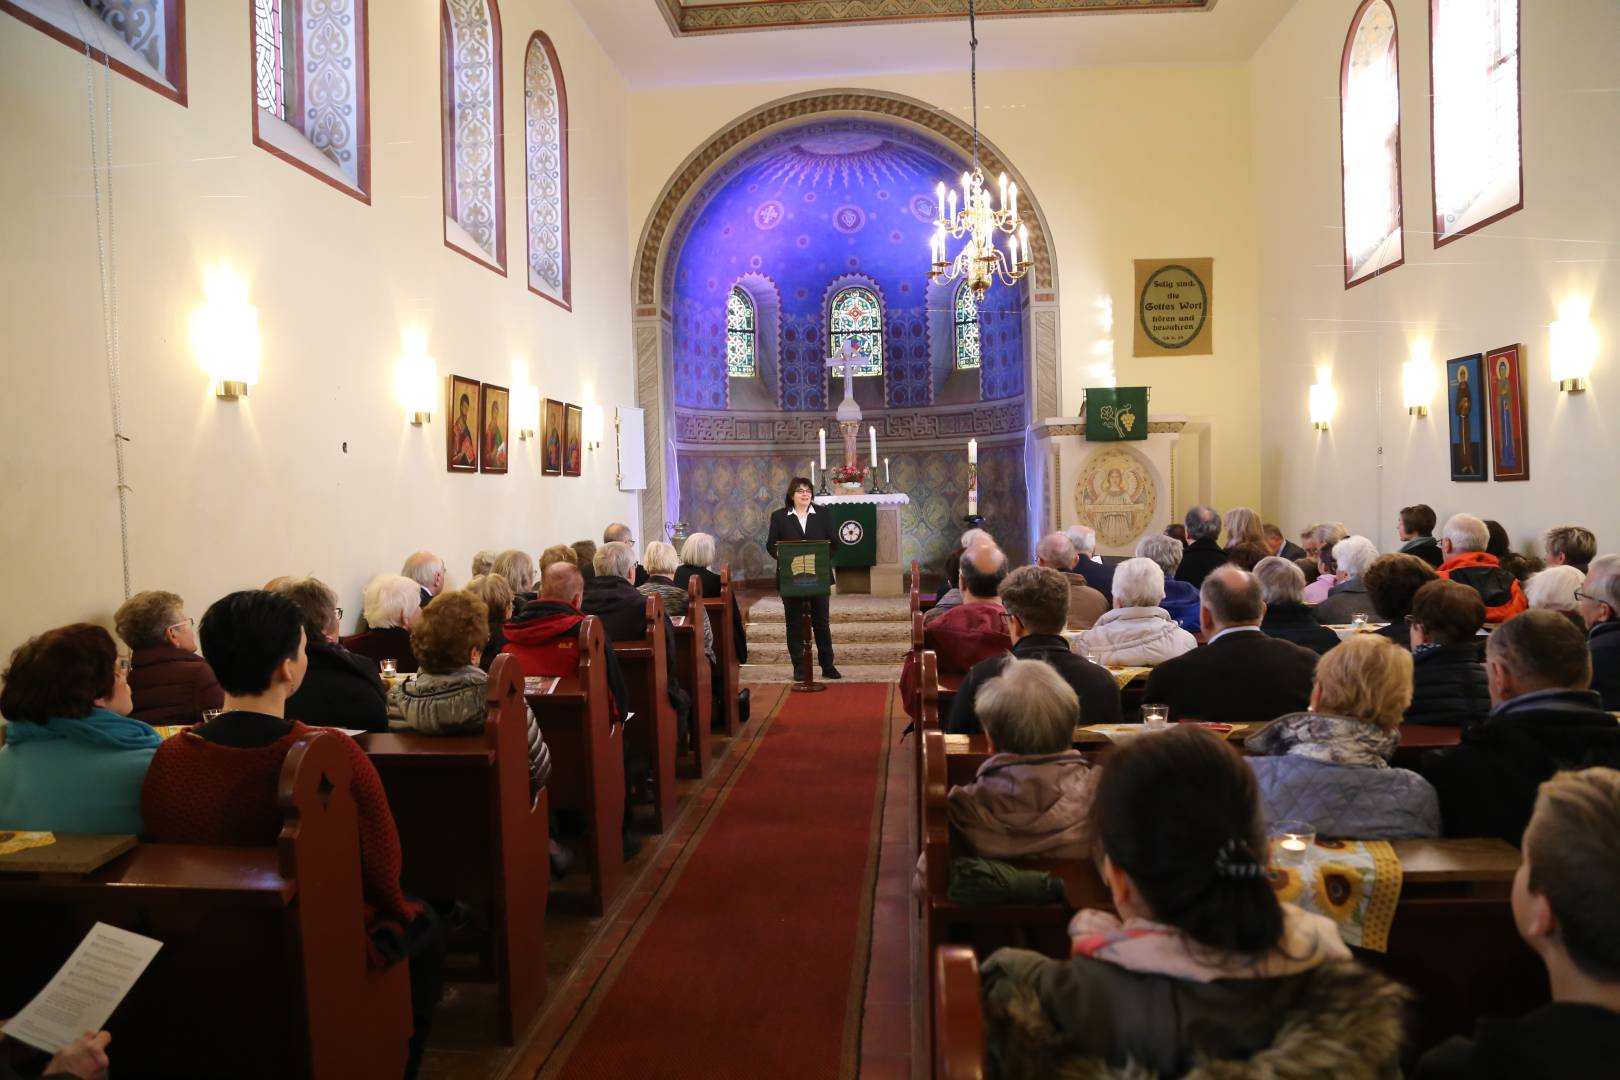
[811,491,911,596]
[1031,413,1209,558]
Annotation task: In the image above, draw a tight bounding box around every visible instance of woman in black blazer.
[766,477,840,679]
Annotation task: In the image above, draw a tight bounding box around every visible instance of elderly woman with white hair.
[1135,533,1200,633]
[341,574,424,673]
[1526,564,1587,628]
[946,657,1098,860]
[1312,535,1379,625]
[1076,557,1197,668]
[674,531,748,664]
[640,541,713,660]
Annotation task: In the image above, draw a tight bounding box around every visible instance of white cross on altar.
[824,338,866,411]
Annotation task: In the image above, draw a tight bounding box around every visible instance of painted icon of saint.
[1495,358,1517,470]
[452,393,477,468]
[1455,366,1475,475]
[484,399,507,469]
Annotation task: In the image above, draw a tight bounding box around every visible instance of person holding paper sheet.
[0,1028,112,1079]
[0,624,159,835]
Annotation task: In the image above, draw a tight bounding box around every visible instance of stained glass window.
[253,0,290,118]
[524,33,570,308]
[1340,0,1403,286]
[954,284,981,370]
[828,287,883,377]
[726,286,756,377]
[1431,0,1521,245]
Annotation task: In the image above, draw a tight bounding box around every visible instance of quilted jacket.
[1079,606,1197,668]
[1406,642,1491,727]
[1245,711,1440,839]
[1248,755,1440,839]
[386,665,550,794]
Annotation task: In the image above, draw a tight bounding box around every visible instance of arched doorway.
[632,89,1062,569]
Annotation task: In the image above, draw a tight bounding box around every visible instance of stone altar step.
[746,595,912,624]
[747,620,911,644]
[746,641,912,666]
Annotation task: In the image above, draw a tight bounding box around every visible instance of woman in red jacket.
[141,590,443,1079]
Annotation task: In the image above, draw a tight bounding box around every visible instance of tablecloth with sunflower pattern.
[1267,838,1403,952]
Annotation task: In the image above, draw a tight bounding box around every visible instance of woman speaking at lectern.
[766,477,841,680]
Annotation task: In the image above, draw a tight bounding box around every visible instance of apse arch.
[632,89,1062,557]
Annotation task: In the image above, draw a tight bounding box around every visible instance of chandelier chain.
[969,0,979,168]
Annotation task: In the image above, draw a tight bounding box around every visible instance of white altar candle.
[884,457,890,484]
[868,425,877,466]
[818,428,827,469]
[967,438,978,464]
[809,461,815,487]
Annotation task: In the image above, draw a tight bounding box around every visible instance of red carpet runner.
[541,683,892,1080]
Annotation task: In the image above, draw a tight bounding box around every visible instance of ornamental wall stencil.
[301,0,359,181]
[524,33,569,306]
[445,0,499,261]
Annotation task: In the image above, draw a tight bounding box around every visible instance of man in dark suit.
[1423,611,1620,843]
[1263,523,1306,562]
[948,565,1121,734]
[1064,525,1114,605]
[1144,565,1318,724]
[766,477,840,679]
[603,523,649,587]
[1174,505,1227,590]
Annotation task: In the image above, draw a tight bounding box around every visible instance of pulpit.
[1031,413,1209,558]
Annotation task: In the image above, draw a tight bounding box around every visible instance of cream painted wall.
[1251,0,1619,555]
[627,64,1262,518]
[0,1,636,660]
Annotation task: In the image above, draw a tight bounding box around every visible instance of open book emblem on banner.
[790,554,817,576]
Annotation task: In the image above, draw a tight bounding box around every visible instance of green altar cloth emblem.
[831,504,877,567]
[1085,387,1149,442]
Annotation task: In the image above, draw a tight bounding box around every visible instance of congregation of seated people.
[909,503,1620,1073]
[0,523,745,1078]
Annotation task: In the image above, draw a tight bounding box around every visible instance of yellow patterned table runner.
[0,831,56,858]
[1269,838,1403,952]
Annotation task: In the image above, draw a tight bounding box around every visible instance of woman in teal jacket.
[0,623,161,833]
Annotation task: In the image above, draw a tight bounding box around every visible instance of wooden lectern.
[776,540,832,693]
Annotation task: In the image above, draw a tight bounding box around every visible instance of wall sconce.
[1402,357,1435,416]
[1550,305,1596,392]
[512,385,540,440]
[395,333,436,424]
[584,404,604,450]
[192,269,260,399]
[1309,375,1336,431]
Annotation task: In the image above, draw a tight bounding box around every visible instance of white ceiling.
[574,0,1296,88]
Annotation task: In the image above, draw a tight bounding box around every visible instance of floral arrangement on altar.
[830,464,868,488]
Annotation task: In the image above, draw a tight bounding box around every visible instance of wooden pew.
[1362,838,1545,1053]
[612,594,679,833]
[934,946,986,1080]
[358,654,549,1044]
[698,564,743,735]
[672,574,714,776]
[0,733,411,1079]
[526,616,625,916]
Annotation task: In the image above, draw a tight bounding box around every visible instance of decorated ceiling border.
[657,0,1215,36]
[634,89,1058,309]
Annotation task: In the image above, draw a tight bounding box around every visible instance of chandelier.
[928,0,1031,297]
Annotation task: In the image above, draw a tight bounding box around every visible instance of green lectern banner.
[829,504,878,567]
[776,540,832,598]
[1085,386,1150,442]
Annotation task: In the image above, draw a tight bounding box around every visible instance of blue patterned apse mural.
[667,119,1028,412]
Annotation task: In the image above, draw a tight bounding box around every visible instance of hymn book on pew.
[524,676,561,695]
[3,922,161,1054]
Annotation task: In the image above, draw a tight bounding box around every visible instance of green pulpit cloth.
[830,504,878,567]
[776,540,832,598]
[1085,386,1150,441]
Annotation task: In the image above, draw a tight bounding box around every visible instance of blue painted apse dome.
[668,119,1027,411]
